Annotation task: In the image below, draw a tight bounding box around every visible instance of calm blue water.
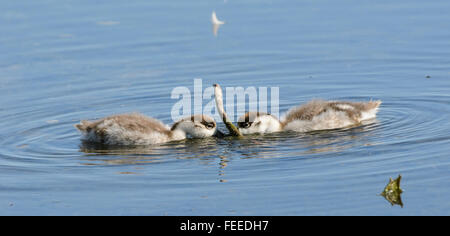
[1,0,449,215]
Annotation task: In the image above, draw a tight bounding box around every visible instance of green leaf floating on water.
[214,84,243,137]
[381,175,404,207]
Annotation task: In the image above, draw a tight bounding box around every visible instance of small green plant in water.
[380,175,404,208]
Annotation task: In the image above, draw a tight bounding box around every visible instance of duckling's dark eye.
[238,122,252,129]
[206,123,215,129]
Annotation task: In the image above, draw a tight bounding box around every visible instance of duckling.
[237,100,382,134]
[75,113,221,145]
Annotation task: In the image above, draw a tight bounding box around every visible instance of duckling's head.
[171,115,221,138]
[237,112,282,135]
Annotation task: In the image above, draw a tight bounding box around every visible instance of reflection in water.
[78,121,380,171]
[300,120,379,154]
[79,136,233,182]
[78,137,222,165]
[79,142,165,165]
[235,120,380,157]
[212,23,223,37]
[381,175,404,208]
[218,155,229,183]
[76,120,381,183]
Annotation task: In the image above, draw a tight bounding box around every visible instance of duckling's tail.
[367,100,382,110]
[360,100,382,121]
[74,120,92,133]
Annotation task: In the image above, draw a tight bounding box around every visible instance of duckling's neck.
[169,121,190,141]
[170,128,187,141]
[264,116,283,133]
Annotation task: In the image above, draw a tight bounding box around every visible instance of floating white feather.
[211,11,225,25]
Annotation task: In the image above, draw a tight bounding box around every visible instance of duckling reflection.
[224,120,380,158]
[78,136,222,165]
[81,136,231,182]
[299,120,380,154]
[79,141,168,165]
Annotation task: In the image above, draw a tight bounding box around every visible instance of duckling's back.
[282,100,381,132]
[75,113,172,145]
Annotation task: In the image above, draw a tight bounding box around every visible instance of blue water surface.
[0,0,449,215]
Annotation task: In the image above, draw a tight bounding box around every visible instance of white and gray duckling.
[75,113,221,145]
[237,100,382,134]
